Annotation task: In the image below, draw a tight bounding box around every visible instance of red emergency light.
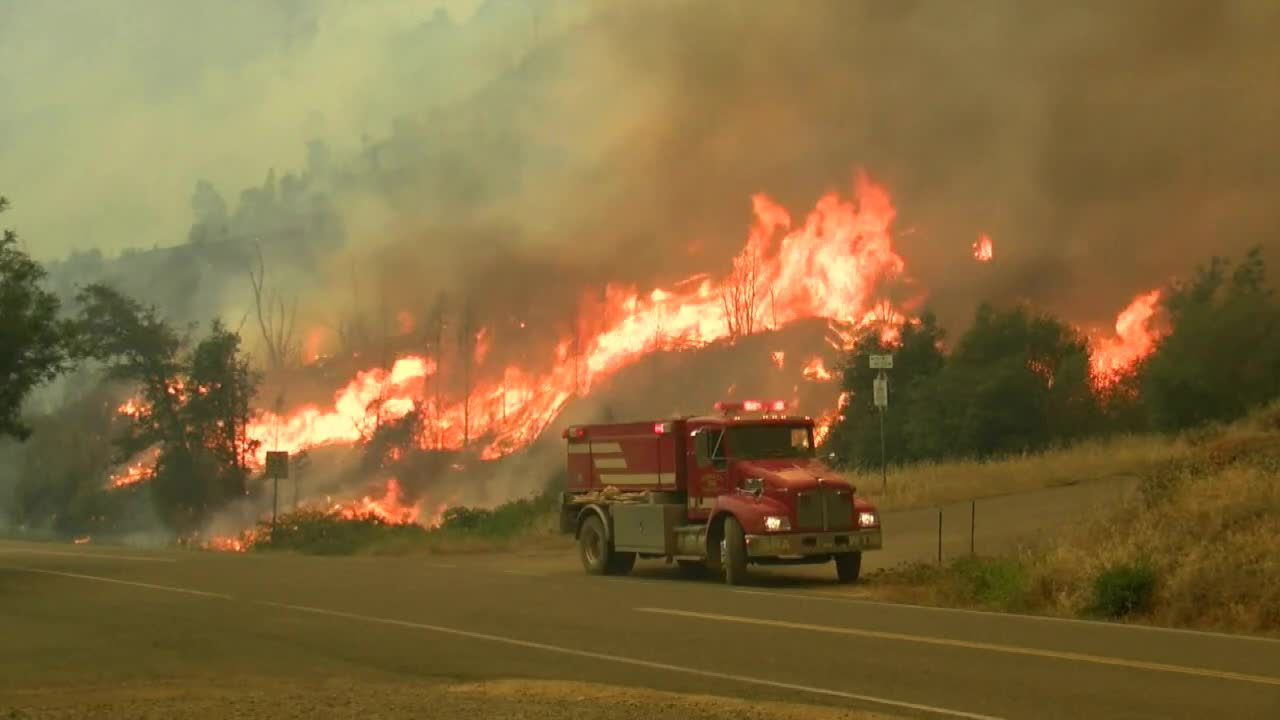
[714,399,788,415]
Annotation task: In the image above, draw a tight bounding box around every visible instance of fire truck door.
[687,427,728,519]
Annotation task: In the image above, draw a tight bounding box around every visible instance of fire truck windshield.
[726,424,814,460]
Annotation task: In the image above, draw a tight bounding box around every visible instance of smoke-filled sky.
[3,0,1278,332]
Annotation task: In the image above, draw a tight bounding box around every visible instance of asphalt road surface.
[2,531,1277,719]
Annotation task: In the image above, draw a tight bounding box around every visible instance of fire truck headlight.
[858,511,879,528]
[764,515,790,532]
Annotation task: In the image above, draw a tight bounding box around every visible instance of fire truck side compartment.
[611,503,686,554]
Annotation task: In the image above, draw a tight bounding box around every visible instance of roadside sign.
[870,354,894,369]
[265,451,289,479]
[873,376,889,408]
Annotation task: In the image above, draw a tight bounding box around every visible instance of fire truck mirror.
[742,477,764,497]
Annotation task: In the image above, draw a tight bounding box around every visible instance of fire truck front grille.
[795,486,854,531]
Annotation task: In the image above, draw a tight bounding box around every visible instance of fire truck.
[558,400,882,585]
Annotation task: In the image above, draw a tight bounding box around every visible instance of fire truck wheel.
[721,516,749,586]
[835,552,863,583]
[606,551,637,576]
[578,514,610,575]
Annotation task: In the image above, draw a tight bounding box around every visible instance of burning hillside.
[102,169,1172,509]
[243,172,910,463]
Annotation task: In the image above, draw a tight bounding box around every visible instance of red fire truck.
[559,400,882,584]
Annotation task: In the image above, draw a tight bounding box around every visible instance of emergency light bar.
[714,399,788,415]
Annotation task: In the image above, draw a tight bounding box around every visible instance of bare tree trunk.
[457,297,475,448]
[247,242,299,371]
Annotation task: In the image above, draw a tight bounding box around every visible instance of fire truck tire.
[835,552,863,583]
[578,514,611,575]
[606,551,637,576]
[721,516,749,586]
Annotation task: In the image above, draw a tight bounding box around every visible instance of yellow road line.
[634,607,1280,688]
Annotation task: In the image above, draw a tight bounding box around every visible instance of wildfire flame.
[329,477,422,525]
[107,446,160,489]
[802,357,833,381]
[973,233,994,262]
[1090,289,1164,389]
[770,351,786,369]
[246,172,908,462]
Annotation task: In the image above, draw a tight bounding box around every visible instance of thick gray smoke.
[7,1,1277,335]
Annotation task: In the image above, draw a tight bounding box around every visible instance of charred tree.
[457,296,476,447]
[247,242,300,372]
[720,244,763,341]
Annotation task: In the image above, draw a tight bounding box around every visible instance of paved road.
[2,536,1277,719]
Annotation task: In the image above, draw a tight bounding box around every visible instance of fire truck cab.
[559,400,882,585]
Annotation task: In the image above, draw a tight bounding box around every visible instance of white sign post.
[869,355,893,492]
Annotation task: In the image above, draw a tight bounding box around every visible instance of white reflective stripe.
[567,444,591,455]
[599,473,662,487]
[590,442,623,454]
[594,457,628,470]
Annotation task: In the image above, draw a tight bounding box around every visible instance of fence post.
[970,500,976,556]
[937,508,943,565]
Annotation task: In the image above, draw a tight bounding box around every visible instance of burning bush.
[249,508,429,555]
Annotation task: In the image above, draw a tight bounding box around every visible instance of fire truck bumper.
[745,528,882,558]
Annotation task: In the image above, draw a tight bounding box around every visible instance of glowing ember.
[245,172,909,462]
[1089,290,1164,389]
[73,536,90,545]
[802,357,833,381]
[117,398,145,418]
[396,310,416,335]
[770,351,786,369]
[303,326,328,364]
[973,233,994,262]
[108,446,160,489]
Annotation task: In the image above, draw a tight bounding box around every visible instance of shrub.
[1088,562,1157,618]
[945,555,1032,610]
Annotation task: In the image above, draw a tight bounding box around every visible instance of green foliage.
[252,509,429,555]
[842,303,1099,465]
[0,196,73,440]
[944,555,1032,610]
[1088,562,1157,618]
[68,285,261,534]
[437,488,559,537]
[1143,247,1280,432]
[828,312,946,468]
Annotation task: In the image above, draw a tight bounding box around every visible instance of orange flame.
[1089,290,1164,389]
[246,172,908,462]
[117,398,145,418]
[107,446,160,489]
[802,357,833,381]
[330,477,421,525]
[973,233,994,262]
[770,351,786,369]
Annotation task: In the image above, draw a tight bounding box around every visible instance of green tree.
[905,303,1098,460]
[72,285,261,532]
[1142,247,1280,430]
[829,311,946,468]
[0,197,71,440]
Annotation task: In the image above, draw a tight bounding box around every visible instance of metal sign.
[873,376,889,408]
[869,354,894,369]
[265,451,289,479]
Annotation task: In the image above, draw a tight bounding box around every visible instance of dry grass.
[868,403,1280,635]
[853,433,1190,512]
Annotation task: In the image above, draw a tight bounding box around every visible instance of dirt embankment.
[867,404,1280,636]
